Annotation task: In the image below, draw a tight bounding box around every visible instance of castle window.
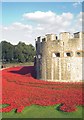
[55,53,60,57]
[76,51,82,57]
[66,52,71,56]
[64,52,72,57]
[56,36,58,40]
[77,52,80,56]
[52,52,60,57]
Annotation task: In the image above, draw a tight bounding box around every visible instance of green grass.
[2,104,83,118]
[2,62,34,68]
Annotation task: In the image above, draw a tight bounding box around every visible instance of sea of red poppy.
[0,66,84,113]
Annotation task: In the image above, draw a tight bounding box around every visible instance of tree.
[1,41,36,63]
[1,41,14,63]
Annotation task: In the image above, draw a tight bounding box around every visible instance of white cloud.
[23,11,56,23]
[12,22,32,30]
[1,11,82,46]
[23,11,73,25]
[23,11,74,34]
[1,22,34,45]
[3,22,33,32]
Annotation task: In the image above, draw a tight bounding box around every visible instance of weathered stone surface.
[35,32,84,82]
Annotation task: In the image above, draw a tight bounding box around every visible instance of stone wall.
[35,32,84,82]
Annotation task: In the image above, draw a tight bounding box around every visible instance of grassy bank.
[2,105,83,118]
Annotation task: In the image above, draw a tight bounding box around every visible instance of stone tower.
[35,32,84,82]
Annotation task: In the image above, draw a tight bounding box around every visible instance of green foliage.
[1,41,14,62]
[1,41,36,63]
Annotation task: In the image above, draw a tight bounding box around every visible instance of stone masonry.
[35,32,84,82]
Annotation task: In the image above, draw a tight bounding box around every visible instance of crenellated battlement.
[36,32,84,43]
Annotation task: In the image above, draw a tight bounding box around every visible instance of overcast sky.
[0,2,83,46]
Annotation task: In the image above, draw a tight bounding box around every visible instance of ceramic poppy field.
[0,66,84,115]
